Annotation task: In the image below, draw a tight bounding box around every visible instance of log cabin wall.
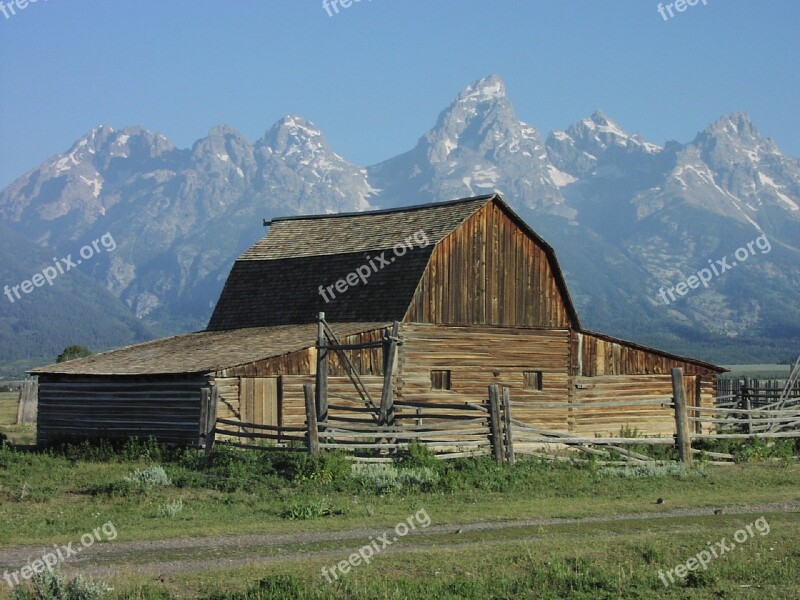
[572,332,718,436]
[576,331,718,379]
[396,323,572,432]
[37,375,207,446]
[404,201,572,328]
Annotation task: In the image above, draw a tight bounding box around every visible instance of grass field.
[1,391,799,598]
[0,391,34,446]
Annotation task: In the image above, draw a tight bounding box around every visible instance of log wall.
[37,376,206,446]
[576,331,719,378]
[397,323,572,432]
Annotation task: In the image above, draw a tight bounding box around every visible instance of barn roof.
[30,322,388,376]
[207,194,582,330]
[244,195,493,260]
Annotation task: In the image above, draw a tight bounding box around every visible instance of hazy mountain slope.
[0,221,152,368]
[1,75,798,368]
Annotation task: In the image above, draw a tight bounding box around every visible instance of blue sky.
[0,0,798,188]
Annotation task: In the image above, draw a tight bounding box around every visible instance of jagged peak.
[259,115,328,153]
[579,109,630,138]
[207,124,248,139]
[703,112,760,140]
[272,115,323,137]
[455,74,507,105]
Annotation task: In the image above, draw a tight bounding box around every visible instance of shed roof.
[31,322,388,376]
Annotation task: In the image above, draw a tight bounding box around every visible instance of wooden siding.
[397,323,572,432]
[215,328,386,378]
[281,375,385,428]
[572,374,715,437]
[37,376,206,446]
[576,332,720,378]
[405,201,572,328]
[214,377,241,420]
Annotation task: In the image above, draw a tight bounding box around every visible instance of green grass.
[0,436,798,598]
[8,512,798,599]
[0,441,798,547]
[0,391,35,446]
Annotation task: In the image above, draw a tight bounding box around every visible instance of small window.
[524,371,543,391]
[431,370,452,390]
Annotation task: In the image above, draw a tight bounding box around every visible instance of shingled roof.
[31,322,388,376]
[207,195,500,330]
[241,195,492,260]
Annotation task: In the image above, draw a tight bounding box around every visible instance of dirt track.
[1,501,797,579]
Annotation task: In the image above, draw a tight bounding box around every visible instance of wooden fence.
[205,382,508,462]
[202,319,800,466]
[717,378,800,408]
[203,368,800,466]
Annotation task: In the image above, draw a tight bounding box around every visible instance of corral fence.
[203,383,503,463]
[717,378,800,409]
[203,367,800,466]
[201,319,799,465]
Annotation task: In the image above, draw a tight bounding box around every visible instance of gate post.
[488,385,504,464]
[671,368,693,467]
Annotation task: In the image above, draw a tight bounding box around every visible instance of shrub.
[158,498,184,518]
[13,569,111,600]
[597,463,706,478]
[398,441,439,469]
[125,465,172,488]
[281,497,339,520]
[350,463,441,494]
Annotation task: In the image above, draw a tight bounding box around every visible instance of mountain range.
[1,75,798,373]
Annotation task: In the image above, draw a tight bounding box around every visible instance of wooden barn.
[31,194,724,447]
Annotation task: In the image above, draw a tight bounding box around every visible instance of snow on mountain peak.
[261,115,330,161]
[457,74,506,104]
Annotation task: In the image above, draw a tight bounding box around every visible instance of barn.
[31,194,724,447]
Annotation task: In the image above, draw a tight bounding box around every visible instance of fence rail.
[203,372,800,465]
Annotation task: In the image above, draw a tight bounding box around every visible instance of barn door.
[240,377,281,428]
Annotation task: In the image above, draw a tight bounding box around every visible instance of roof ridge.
[264,194,496,225]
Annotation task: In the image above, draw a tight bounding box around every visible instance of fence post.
[488,385,504,464]
[379,321,399,425]
[671,368,693,467]
[304,384,320,456]
[502,386,515,466]
[204,386,218,460]
[16,380,38,425]
[694,376,703,435]
[316,312,328,425]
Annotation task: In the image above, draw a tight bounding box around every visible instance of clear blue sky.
[1,0,798,188]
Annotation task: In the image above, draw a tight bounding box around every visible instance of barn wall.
[215,328,386,378]
[571,332,719,436]
[404,201,572,328]
[37,375,207,446]
[397,323,572,432]
[576,332,719,379]
[280,375,386,428]
[210,325,721,439]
